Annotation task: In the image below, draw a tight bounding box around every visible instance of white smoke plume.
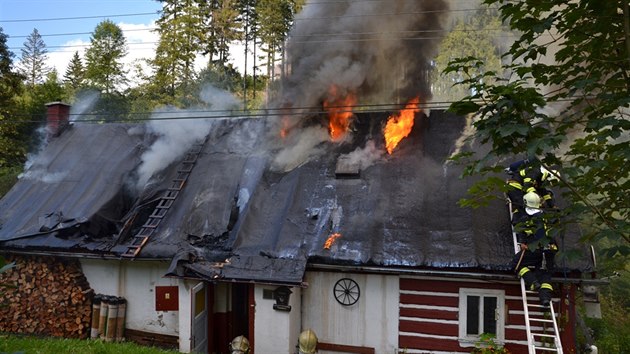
[339,140,384,171]
[18,91,104,183]
[270,125,330,172]
[135,85,239,188]
[70,90,100,121]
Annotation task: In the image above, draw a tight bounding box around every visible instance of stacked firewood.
[0,255,94,338]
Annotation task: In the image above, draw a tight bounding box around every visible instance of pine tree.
[64,51,85,90]
[256,0,302,78]
[207,0,243,65]
[0,27,27,167]
[152,0,205,100]
[17,28,51,87]
[84,20,128,94]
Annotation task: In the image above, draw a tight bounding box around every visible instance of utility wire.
[3,102,450,123]
[9,27,157,39]
[10,27,508,40]
[2,98,581,124]
[0,11,159,23]
[1,7,489,24]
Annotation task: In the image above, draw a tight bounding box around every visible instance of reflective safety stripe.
[542,171,549,180]
[520,169,527,177]
[508,181,523,190]
[524,177,532,183]
[525,186,536,193]
[543,194,552,200]
[519,267,530,277]
[541,283,553,291]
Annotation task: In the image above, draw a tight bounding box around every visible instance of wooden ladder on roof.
[121,142,205,258]
[507,197,563,354]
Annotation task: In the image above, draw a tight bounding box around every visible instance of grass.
[0,334,181,354]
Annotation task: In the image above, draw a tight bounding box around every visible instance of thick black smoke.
[267,0,449,172]
[274,0,449,113]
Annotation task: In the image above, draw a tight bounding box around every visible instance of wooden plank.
[399,320,458,336]
[400,278,521,296]
[125,328,178,350]
[400,307,458,321]
[400,293,459,307]
[317,342,375,354]
[398,335,465,352]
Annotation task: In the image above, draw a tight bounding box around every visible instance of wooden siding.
[398,277,576,354]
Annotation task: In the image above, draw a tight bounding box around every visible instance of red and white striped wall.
[398,276,575,354]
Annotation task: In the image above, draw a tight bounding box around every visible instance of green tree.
[432,9,505,103]
[64,51,85,92]
[84,20,128,94]
[208,0,243,65]
[446,1,630,260]
[0,26,27,168]
[256,0,301,78]
[152,0,205,102]
[17,28,51,87]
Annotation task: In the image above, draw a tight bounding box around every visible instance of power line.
[4,101,458,124]
[293,8,496,21]
[1,6,490,25]
[0,11,158,23]
[9,27,157,39]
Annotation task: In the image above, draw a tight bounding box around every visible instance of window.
[458,288,505,346]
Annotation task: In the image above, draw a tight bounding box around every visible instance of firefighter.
[506,158,558,213]
[298,329,318,354]
[230,335,250,354]
[512,191,544,227]
[511,193,557,307]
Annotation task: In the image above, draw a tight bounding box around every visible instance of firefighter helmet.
[298,329,318,354]
[523,192,541,215]
[230,335,250,354]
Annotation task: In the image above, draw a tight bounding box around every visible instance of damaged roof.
[0,110,592,285]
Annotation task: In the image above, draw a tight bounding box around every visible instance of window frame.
[458,288,505,346]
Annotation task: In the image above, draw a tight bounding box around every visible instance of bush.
[471,333,510,354]
[0,165,21,198]
[584,293,630,353]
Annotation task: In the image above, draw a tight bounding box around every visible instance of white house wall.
[255,285,302,354]
[301,271,399,353]
[177,279,196,353]
[79,259,180,336]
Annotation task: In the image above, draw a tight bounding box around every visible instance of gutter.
[0,249,166,262]
[307,263,610,286]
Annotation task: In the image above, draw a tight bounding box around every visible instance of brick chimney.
[45,102,71,138]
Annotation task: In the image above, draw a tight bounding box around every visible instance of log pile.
[0,255,94,338]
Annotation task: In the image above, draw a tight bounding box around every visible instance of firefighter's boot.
[539,283,553,308]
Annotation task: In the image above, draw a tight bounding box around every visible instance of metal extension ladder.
[121,142,206,258]
[507,198,563,354]
[519,278,563,353]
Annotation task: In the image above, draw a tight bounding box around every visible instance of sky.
[0,0,250,81]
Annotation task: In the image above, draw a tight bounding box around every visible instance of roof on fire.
[0,110,592,285]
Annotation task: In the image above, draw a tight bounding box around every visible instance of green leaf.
[448,101,480,115]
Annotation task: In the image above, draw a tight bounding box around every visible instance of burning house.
[0,1,597,353]
[0,98,593,353]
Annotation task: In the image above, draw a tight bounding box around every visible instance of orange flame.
[384,97,420,154]
[279,117,291,139]
[323,85,356,141]
[324,232,342,249]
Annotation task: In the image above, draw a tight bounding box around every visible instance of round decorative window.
[333,278,360,306]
